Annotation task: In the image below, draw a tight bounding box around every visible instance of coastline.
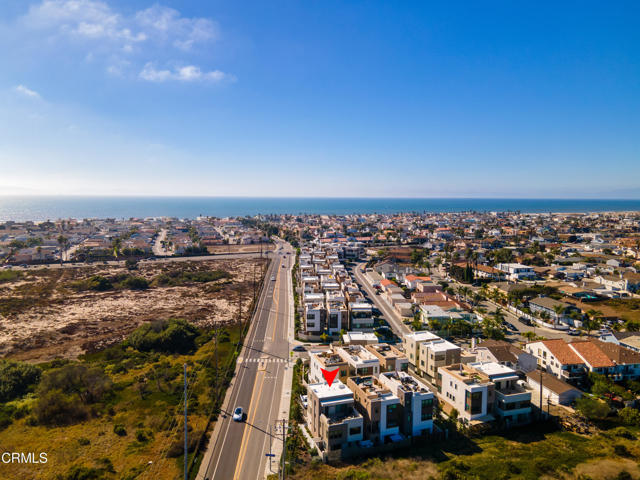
[1,195,640,221]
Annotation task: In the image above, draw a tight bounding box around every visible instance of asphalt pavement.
[200,242,293,480]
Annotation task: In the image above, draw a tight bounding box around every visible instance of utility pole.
[539,370,543,421]
[281,418,287,480]
[184,363,188,480]
[269,424,273,473]
[214,326,219,399]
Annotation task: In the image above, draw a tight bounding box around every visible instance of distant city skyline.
[1,1,639,197]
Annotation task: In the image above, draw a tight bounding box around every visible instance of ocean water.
[0,196,639,221]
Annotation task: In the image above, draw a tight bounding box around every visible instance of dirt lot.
[0,258,267,362]
[206,242,274,254]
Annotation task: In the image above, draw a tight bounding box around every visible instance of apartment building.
[347,376,402,442]
[528,297,581,326]
[403,331,440,367]
[471,362,532,426]
[349,302,374,331]
[378,371,435,436]
[303,292,326,334]
[496,263,536,281]
[474,339,537,373]
[525,339,586,383]
[438,363,494,425]
[419,338,461,383]
[342,331,379,346]
[306,380,364,458]
[326,291,348,335]
[365,343,409,373]
[527,339,640,382]
[337,345,381,378]
[309,346,380,384]
[309,349,349,384]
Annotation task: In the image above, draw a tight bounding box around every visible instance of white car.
[232,406,244,422]
[271,276,276,281]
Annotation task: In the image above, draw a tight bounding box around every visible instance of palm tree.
[479,284,489,300]
[111,237,122,258]
[57,235,68,265]
[512,297,522,313]
[584,309,603,336]
[552,305,566,325]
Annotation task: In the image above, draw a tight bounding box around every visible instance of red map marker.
[321,368,339,387]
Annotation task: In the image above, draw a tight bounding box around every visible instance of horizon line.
[1,194,640,201]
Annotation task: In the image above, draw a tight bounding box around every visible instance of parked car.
[271,276,276,281]
[292,345,306,352]
[299,395,308,409]
[232,406,244,422]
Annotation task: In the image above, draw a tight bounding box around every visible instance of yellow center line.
[232,259,281,479]
[271,263,281,340]
[233,370,267,479]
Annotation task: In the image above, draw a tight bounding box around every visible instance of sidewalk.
[262,245,296,479]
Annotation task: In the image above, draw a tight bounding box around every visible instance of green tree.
[576,397,610,420]
[0,360,41,402]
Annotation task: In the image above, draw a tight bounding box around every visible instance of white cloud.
[17,1,228,82]
[23,0,213,49]
[139,63,233,83]
[135,5,217,50]
[14,85,41,99]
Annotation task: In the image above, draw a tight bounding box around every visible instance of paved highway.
[200,241,293,480]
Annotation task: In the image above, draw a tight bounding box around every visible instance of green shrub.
[576,397,610,420]
[0,359,41,402]
[33,390,89,426]
[135,429,153,443]
[118,276,149,290]
[58,464,110,480]
[613,444,631,457]
[113,424,127,436]
[38,364,112,404]
[69,275,113,292]
[127,319,199,354]
[0,269,23,283]
[618,407,640,426]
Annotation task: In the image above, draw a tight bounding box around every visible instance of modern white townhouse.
[496,263,536,281]
[347,376,402,443]
[471,362,532,426]
[306,380,364,460]
[438,363,494,426]
[378,371,435,436]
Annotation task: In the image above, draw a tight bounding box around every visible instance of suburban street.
[353,261,573,343]
[352,262,410,335]
[199,240,294,480]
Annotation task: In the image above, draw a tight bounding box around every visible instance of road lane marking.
[233,369,268,480]
[208,258,277,479]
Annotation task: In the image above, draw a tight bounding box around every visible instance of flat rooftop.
[470,361,518,378]
[309,379,353,400]
[404,331,440,342]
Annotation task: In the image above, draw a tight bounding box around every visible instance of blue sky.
[0,1,638,198]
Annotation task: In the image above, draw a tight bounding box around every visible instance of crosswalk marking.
[240,358,289,364]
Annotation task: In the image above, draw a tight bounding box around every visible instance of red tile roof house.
[569,340,640,380]
[380,279,398,292]
[403,274,431,290]
[526,339,640,383]
[525,339,586,384]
